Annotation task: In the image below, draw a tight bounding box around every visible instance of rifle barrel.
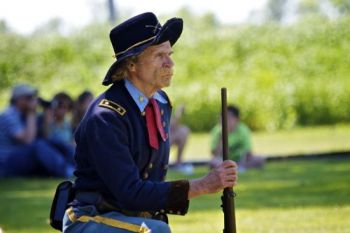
[221,88,229,161]
[221,88,237,233]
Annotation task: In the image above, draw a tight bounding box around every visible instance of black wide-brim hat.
[102,12,183,86]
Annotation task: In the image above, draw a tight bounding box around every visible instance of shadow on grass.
[168,158,350,212]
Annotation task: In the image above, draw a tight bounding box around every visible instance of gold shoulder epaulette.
[99,99,126,116]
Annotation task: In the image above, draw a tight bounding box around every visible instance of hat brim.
[102,18,183,86]
[153,18,183,46]
[12,86,38,99]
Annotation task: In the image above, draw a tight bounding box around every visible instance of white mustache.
[160,69,173,76]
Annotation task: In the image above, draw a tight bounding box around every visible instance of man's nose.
[164,56,174,68]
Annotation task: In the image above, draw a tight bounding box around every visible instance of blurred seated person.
[0,84,74,177]
[71,90,94,132]
[170,104,193,174]
[210,105,265,171]
[38,92,75,165]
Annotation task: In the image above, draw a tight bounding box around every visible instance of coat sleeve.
[85,110,189,214]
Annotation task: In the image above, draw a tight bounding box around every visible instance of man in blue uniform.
[62,12,238,233]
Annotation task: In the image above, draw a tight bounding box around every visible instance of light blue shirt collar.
[124,79,167,112]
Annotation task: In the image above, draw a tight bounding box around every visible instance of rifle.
[221,87,237,233]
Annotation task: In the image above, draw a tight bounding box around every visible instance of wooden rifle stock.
[221,88,237,233]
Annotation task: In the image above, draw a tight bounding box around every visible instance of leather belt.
[75,191,168,223]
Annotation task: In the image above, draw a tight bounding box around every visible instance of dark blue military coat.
[73,80,189,215]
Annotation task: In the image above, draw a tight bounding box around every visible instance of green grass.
[0,158,350,233]
[170,124,350,162]
[167,158,350,233]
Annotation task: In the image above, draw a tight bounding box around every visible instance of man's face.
[53,101,71,121]
[16,95,38,113]
[131,41,174,91]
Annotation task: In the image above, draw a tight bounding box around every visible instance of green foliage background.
[1,14,349,131]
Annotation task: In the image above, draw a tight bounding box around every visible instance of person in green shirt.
[210,105,265,171]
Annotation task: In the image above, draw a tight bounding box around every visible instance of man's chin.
[162,76,172,87]
[167,79,173,86]
[160,82,171,89]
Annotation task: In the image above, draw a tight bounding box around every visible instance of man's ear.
[128,62,136,72]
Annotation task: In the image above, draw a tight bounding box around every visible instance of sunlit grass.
[253,124,350,156]
[170,124,350,162]
[0,156,349,232]
[169,206,350,233]
[167,158,350,233]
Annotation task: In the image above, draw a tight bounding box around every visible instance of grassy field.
[0,125,349,233]
[170,124,350,162]
[0,157,349,233]
[168,158,350,233]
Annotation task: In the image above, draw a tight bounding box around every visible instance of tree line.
[0,10,349,131]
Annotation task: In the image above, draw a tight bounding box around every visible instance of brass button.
[141,111,145,116]
[160,209,165,213]
[148,163,153,169]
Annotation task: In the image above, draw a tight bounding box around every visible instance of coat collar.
[124,79,167,112]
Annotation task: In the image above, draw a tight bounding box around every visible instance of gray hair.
[111,56,138,82]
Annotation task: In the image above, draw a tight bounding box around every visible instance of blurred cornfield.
[1,13,349,131]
